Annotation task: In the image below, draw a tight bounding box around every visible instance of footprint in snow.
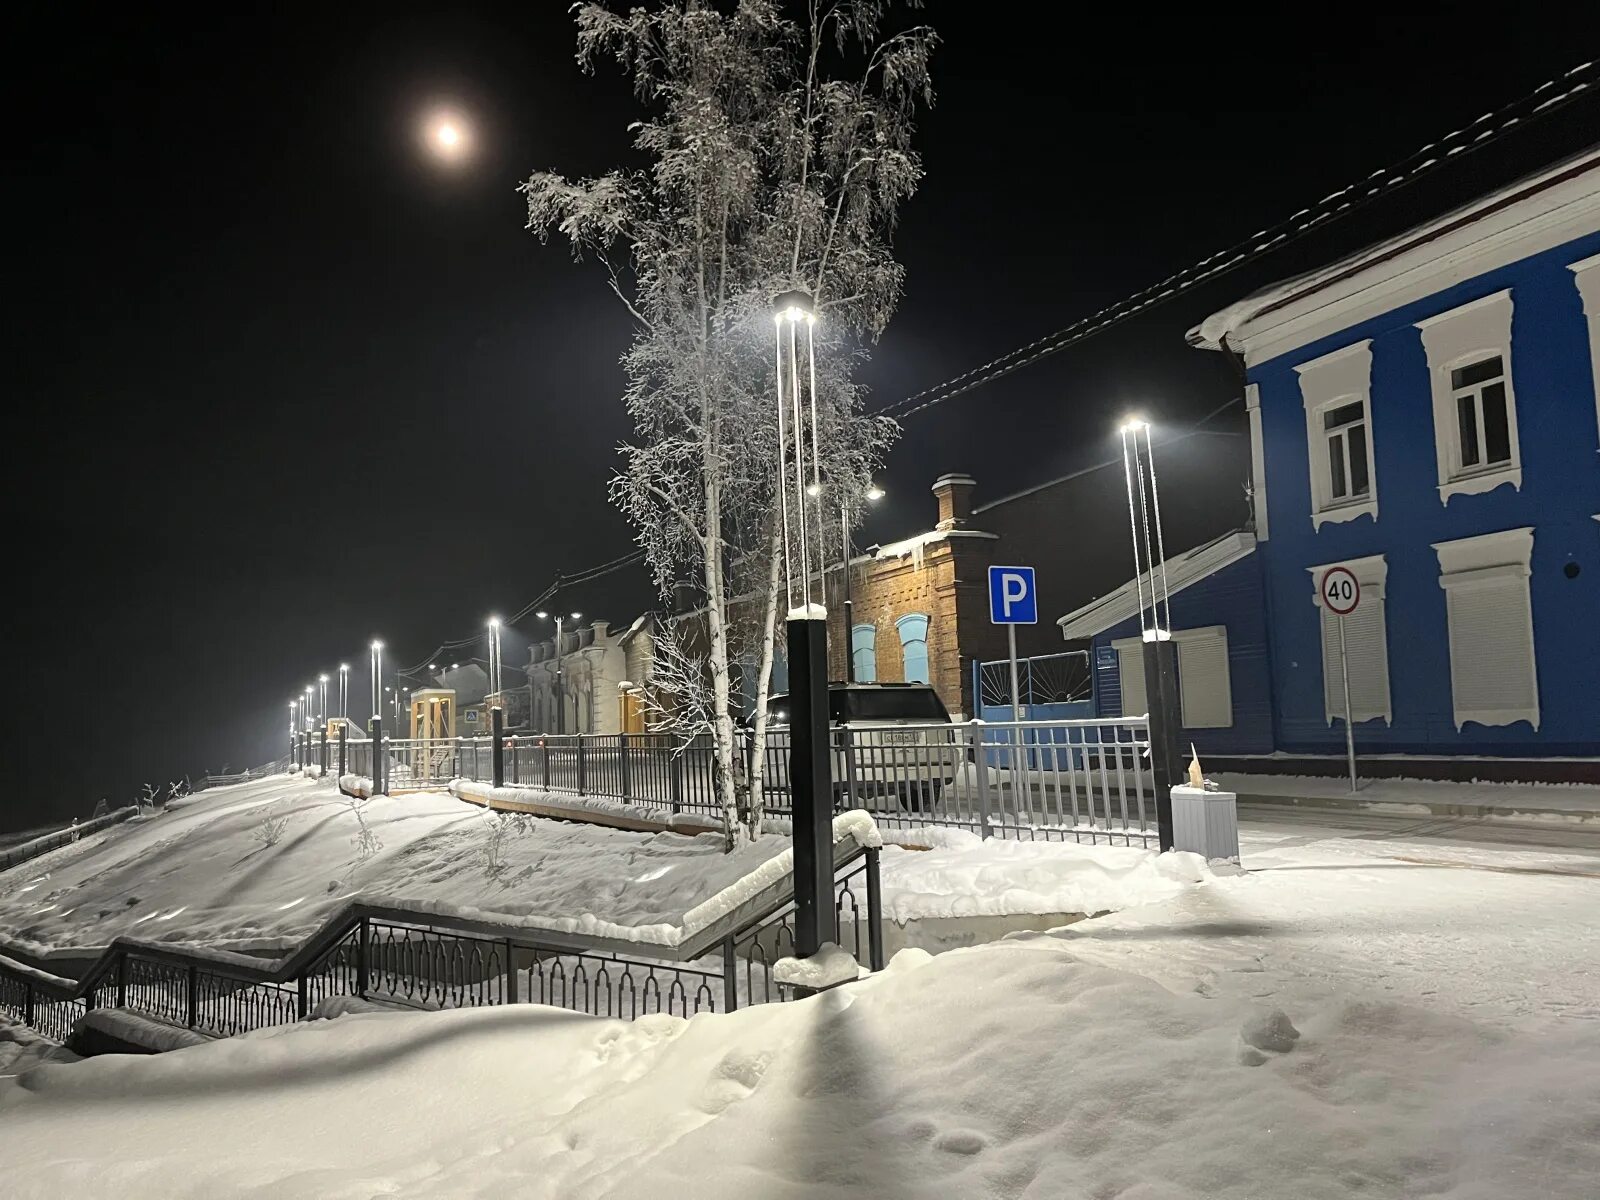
[933,1130,987,1156]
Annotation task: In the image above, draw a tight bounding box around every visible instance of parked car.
[761,682,962,810]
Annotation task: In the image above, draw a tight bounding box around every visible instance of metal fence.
[0,848,882,1047]
[1,807,141,874]
[454,716,1155,845]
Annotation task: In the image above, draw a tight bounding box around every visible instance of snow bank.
[772,941,860,989]
[876,832,1209,923]
[2,938,1595,1198]
[0,1017,79,1075]
[449,778,722,834]
[0,777,884,958]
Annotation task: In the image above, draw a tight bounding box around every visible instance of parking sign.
[988,565,1037,625]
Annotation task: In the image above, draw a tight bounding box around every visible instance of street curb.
[1234,790,1600,824]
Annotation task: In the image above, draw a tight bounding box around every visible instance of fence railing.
[0,840,882,1047]
[452,717,1154,845]
[1,807,141,874]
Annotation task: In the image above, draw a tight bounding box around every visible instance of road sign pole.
[1007,622,1023,806]
[1338,614,1357,794]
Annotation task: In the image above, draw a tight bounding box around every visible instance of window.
[1322,400,1371,504]
[851,623,877,683]
[1433,528,1539,729]
[1571,254,1600,449]
[1174,627,1232,729]
[1112,639,1148,717]
[1308,555,1392,725]
[1111,628,1233,727]
[895,613,930,684]
[1296,340,1378,529]
[1450,356,1512,471]
[1416,290,1522,502]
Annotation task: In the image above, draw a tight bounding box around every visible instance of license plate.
[881,730,921,745]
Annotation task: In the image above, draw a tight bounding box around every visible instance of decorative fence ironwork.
[454,717,1154,845]
[0,845,882,1048]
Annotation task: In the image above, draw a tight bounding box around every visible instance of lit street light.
[370,640,384,720]
[487,617,503,709]
[339,663,349,720]
[421,107,473,165]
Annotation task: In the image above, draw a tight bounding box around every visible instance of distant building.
[524,616,660,735]
[1062,149,1600,773]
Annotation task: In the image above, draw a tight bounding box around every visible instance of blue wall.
[1250,232,1600,756]
[1090,551,1276,756]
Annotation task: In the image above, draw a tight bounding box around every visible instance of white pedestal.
[1171,785,1240,865]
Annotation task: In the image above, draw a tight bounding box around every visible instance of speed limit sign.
[1321,566,1360,615]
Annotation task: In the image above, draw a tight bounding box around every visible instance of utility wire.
[876,59,1597,422]
[375,60,1595,684]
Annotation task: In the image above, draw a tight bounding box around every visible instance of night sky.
[8,3,1596,831]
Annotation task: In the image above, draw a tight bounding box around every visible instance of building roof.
[1187,146,1600,367]
[1056,529,1256,641]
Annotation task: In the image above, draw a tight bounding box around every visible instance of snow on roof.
[1188,147,1600,364]
[1057,529,1256,640]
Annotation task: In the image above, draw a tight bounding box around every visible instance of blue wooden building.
[1060,149,1600,769]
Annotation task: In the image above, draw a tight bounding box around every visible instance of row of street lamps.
[286,609,590,744]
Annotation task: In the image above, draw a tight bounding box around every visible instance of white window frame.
[1432,527,1540,730]
[1416,290,1522,502]
[1570,253,1600,451]
[1296,340,1378,529]
[1307,553,1392,725]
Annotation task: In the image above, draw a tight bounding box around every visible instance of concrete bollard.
[1170,784,1240,866]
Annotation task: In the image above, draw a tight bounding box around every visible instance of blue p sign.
[988,565,1037,625]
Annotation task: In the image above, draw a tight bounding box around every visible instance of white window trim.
[1415,290,1522,503]
[1307,553,1392,725]
[1245,383,1269,540]
[1569,253,1600,452]
[1432,527,1540,731]
[1296,340,1378,530]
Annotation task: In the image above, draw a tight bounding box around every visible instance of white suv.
[763,683,962,810]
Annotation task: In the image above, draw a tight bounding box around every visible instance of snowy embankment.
[0,775,1203,960]
[3,939,1596,1198]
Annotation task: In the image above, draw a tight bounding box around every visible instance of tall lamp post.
[487,617,503,709]
[338,663,349,722]
[773,288,833,973]
[369,640,386,795]
[840,483,885,683]
[318,674,328,727]
[1118,417,1179,852]
[535,611,582,734]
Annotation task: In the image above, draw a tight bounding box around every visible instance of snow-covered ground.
[0,776,1203,958]
[3,936,1596,1198]
[4,778,1599,1195]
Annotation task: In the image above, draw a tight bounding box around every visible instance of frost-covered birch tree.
[523,0,934,848]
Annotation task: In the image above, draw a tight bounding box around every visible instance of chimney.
[931,473,977,529]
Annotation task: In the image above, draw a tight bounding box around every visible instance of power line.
[876,59,1597,423]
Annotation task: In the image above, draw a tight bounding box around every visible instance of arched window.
[851,624,878,682]
[896,613,930,684]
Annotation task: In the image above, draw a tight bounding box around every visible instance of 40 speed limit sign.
[1320,565,1360,615]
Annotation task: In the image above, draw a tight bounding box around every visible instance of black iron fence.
[451,717,1155,844]
[0,844,882,1047]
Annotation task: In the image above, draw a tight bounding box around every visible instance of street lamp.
[318,674,328,726]
[841,483,885,682]
[487,617,503,709]
[339,664,349,721]
[304,686,315,732]
[1117,415,1179,852]
[370,641,384,720]
[772,287,833,975]
[535,611,583,734]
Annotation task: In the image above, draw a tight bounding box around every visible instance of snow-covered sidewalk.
[3,934,1596,1198]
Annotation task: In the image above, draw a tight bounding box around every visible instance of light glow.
[422,108,473,164]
